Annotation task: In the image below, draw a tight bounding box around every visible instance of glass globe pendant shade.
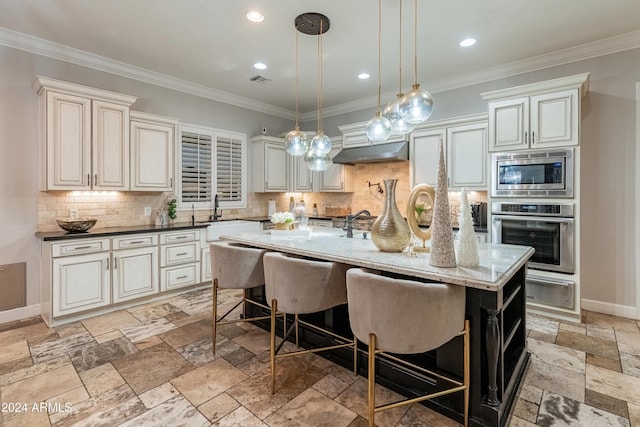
[365,112,392,142]
[398,83,434,124]
[304,147,333,172]
[309,131,332,155]
[284,126,309,156]
[383,95,417,134]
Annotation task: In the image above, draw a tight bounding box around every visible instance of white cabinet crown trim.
[480,73,589,101]
[33,76,138,105]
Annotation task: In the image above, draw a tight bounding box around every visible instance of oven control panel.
[492,202,574,218]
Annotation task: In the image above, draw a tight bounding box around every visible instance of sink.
[206,220,261,242]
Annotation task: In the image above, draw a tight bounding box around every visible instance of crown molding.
[2,26,640,121]
[0,27,295,120]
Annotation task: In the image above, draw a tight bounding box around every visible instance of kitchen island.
[222,229,534,427]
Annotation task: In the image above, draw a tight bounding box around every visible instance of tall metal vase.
[371,179,411,252]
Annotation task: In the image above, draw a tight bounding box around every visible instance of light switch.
[70,209,78,218]
[144,207,152,216]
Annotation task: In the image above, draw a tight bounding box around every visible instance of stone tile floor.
[0,287,639,426]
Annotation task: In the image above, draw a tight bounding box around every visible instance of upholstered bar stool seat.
[263,251,357,393]
[210,241,276,353]
[346,268,470,427]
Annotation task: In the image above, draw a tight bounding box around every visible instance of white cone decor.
[429,141,457,268]
[456,188,480,268]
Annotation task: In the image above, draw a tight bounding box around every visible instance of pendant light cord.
[316,19,324,134]
[376,0,382,113]
[398,0,403,94]
[294,26,300,128]
[412,0,419,85]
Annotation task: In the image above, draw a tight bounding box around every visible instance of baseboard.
[0,304,42,324]
[581,299,640,320]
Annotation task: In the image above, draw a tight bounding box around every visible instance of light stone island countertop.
[221,228,534,292]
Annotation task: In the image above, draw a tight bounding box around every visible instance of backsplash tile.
[37,164,486,231]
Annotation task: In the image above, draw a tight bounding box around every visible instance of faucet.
[209,194,222,222]
[344,209,371,238]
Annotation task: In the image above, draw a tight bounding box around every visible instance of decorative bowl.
[56,217,98,233]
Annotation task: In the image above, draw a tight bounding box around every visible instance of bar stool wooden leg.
[368,333,376,427]
[295,313,299,347]
[270,298,278,395]
[354,339,358,375]
[212,278,218,354]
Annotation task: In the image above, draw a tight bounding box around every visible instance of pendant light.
[398,0,434,125]
[296,13,333,171]
[284,25,309,156]
[365,0,392,142]
[382,0,416,134]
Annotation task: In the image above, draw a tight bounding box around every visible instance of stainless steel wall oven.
[492,202,576,309]
[491,148,574,198]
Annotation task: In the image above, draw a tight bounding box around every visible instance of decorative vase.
[371,179,411,252]
[274,223,291,231]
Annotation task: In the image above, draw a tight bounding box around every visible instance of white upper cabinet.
[410,114,487,190]
[252,136,289,192]
[483,73,589,152]
[318,142,354,192]
[33,76,137,191]
[130,111,177,191]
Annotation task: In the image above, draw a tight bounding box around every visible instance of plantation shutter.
[180,131,212,203]
[216,135,243,203]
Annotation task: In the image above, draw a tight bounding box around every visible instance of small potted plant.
[270,211,294,230]
[167,198,177,224]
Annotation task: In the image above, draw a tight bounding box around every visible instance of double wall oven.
[491,148,577,311]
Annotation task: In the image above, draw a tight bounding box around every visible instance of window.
[177,124,246,210]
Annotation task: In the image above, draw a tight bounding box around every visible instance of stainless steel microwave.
[491,148,574,198]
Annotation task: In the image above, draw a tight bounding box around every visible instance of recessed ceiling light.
[358,73,370,80]
[246,11,264,23]
[254,62,267,70]
[459,38,476,47]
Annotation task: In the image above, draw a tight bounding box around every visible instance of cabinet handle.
[265,180,268,188]
[106,258,110,270]
[531,131,535,144]
[177,252,188,256]
[129,240,144,244]
[177,275,188,280]
[114,256,118,269]
[169,177,173,187]
[524,131,528,144]
[74,245,91,250]
[87,174,90,186]
[174,236,187,240]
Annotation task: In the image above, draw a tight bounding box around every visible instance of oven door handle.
[527,274,575,287]
[492,215,574,224]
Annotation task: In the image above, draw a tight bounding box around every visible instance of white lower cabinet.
[112,246,159,303]
[52,251,111,317]
[44,229,203,324]
[159,230,201,292]
[201,245,211,283]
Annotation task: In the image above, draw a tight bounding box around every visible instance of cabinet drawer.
[51,239,110,257]
[160,230,200,244]
[160,242,199,266]
[112,234,158,249]
[160,263,200,291]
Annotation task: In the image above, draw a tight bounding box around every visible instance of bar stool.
[210,241,277,354]
[262,252,357,394]
[346,268,470,427]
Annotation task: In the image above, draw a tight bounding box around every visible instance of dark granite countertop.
[35,223,209,241]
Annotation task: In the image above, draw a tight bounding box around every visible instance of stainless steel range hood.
[332,141,409,164]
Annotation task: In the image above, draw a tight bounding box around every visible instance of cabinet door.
[291,154,313,192]
[488,97,529,151]
[130,119,174,191]
[46,91,92,189]
[530,89,578,148]
[264,143,289,191]
[448,122,487,189]
[92,100,130,190]
[112,246,159,303]
[409,129,445,187]
[52,252,110,316]
[201,246,211,283]
[342,130,369,148]
[318,147,353,192]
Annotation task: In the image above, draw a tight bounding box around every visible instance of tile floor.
[0,287,639,426]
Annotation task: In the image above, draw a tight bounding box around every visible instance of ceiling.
[1,0,640,119]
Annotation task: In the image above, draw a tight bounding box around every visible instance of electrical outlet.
[144,207,152,217]
[70,209,78,219]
